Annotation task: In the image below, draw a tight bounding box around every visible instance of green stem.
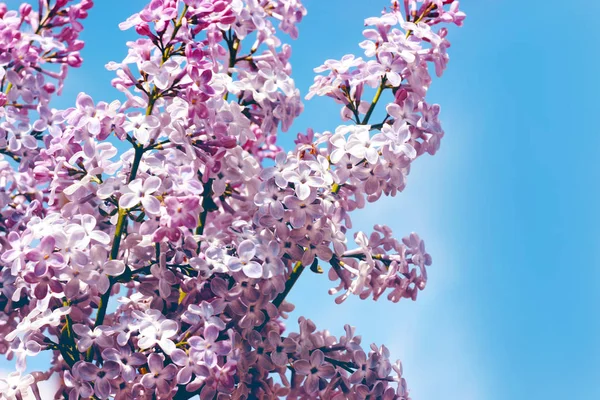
[127,145,144,186]
[196,179,216,235]
[59,310,79,367]
[93,145,144,329]
[224,33,240,101]
[163,5,189,62]
[361,77,387,125]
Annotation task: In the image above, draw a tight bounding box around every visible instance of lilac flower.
[282,194,321,229]
[165,164,205,195]
[76,360,120,400]
[137,317,178,355]
[163,196,200,229]
[254,179,285,221]
[182,301,226,330]
[346,126,386,164]
[140,58,177,91]
[373,146,409,188]
[122,114,160,145]
[293,349,336,395]
[64,369,94,400]
[140,353,177,396]
[72,324,114,352]
[227,240,263,278]
[81,245,125,294]
[150,261,178,299]
[58,222,97,261]
[329,126,353,165]
[267,330,297,366]
[65,93,103,135]
[23,270,63,301]
[113,314,141,347]
[170,348,210,386]
[1,230,33,274]
[119,176,162,214]
[188,324,232,367]
[246,329,275,371]
[260,151,290,189]
[386,92,419,126]
[102,347,146,382]
[79,214,111,245]
[0,372,34,400]
[349,350,378,385]
[282,163,324,200]
[257,240,285,278]
[25,236,65,276]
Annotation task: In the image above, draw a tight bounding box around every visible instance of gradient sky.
[4,0,600,399]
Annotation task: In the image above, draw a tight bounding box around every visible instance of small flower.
[1,230,34,275]
[26,236,65,276]
[119,176,162,214]
[122,114,160,145]
[0,372,34,399]
[188,324,231,367]
[72,324,114,352]
[267,330,297,366]
[282,163,324,200]
[76,360,120,400]
[102,347,146,382]
[163,196,200,228]
[346,126,386,164]
[137,317,178,355]
[293,349,336,395]
[64,369,94,400]
[63,93,103,135]
[227,240,263,279]
[140,353,177,396]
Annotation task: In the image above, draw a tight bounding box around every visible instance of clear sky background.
[4,0,600,399]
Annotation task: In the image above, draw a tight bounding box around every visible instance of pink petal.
[294,359,310,375]
[147,353,164,373]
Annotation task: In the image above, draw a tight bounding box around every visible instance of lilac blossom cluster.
[0,0,464,398]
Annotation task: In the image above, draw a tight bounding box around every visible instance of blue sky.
[4,0,600,399]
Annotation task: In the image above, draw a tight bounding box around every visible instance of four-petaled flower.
[188,324,232,367]
[140,353,178,396]
[293,349,336,395]
[119,176,162,214]
[227,240,263,278]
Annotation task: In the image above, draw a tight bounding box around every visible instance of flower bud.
[135,22,153,38]
[19,3,32,17]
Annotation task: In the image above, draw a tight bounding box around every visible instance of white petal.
[296,184,311,201]
[243,261,263,279]
[142,196,161,215]
[119,193,139,209]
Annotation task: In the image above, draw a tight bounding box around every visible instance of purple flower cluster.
[0,0,464,398]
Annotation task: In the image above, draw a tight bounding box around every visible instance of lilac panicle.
[0,0,464,398]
